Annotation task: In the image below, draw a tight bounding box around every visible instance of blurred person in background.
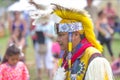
[8,28,26,62]
[32,14,56,80]
[51,37,61,76]
[30,19,38,48]
[8,11,27,37]
[0,19,5,38]
[111,53,120,77]
[84,0,99,37]
[8,11,27,54]
[104,2,117,31]
[29,1,56,79]
[96,10,114,60]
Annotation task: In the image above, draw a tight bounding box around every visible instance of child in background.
[0,44,29,80]
[111,53,120,76]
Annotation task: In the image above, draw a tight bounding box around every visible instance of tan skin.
[9,28,25,49]
[57,31,81,54]
[6,54,19,66]
[55,31,81,74]
[9,11,27,37]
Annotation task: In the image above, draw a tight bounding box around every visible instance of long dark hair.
[2,44,20,63]
[17,29,23,41]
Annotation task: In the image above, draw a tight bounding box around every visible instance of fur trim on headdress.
[52,3,103,52]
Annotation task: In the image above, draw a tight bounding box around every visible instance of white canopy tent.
[7,0,36,11]
[32,0,101,10]
[7,0,101,23]
[8,0,101,11]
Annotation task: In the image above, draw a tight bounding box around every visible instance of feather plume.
[52,4,103,52]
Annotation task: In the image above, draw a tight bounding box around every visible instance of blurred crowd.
[0,0,120,80]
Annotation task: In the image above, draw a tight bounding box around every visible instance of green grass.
[104,33,120,61]
[0,30,120,80]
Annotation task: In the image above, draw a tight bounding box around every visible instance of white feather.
[53,67,66,80]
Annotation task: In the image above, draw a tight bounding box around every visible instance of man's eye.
[58,35,62,37]
[59,34,64,37]
[58,34,61,36]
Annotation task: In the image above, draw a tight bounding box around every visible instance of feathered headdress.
[52,3,103,52]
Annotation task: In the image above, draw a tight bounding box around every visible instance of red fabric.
[31,35,38,40]
[0,61,29,80]
[31,25,38,40]
[30,25,35,30]
[63,38,92,69]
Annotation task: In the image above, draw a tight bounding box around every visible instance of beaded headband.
[55,22,83,32]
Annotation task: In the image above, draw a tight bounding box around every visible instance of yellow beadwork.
[68,42,72,52]
[63,47,100,80]
[58,58,63,67]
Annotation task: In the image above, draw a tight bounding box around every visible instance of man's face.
[57,31,81,51]
[57,32,68,51]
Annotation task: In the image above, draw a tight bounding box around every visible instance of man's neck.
[63,39,81,59]
[72,39,81,53]
[72,42,81,54]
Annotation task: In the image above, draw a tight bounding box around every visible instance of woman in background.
[96,10,114,60]
[8,28,26,62]
[8,11,27,37]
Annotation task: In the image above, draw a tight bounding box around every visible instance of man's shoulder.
[85,47,101,55]
[88,52,102,64]
[89,57,109,65]
[85,47,103,63]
